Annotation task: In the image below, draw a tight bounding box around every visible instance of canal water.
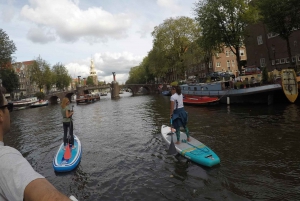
[6,92,300,200]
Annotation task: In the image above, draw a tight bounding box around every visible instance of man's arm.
[24,178,70,201]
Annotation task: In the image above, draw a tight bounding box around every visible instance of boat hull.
[183,95,219,105]
[180,83,283,105]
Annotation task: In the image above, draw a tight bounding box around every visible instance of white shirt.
[0,141,44,201]
[170,93,184,110]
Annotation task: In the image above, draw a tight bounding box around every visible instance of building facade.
[186,46,247,80]
[245,22,300,72]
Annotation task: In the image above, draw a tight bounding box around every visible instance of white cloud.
[157,0,181,13]
[65,52,142,83]
[26,27,56,43]
[1,0,196,85]
[20,0,132,43]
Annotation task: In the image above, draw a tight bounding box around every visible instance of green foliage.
[52,63,71,90]
[0,68,19,93]
[86,76,94,86]
[194,0,258,71]
[0,29,17,68]
[28,56,52,91]
[262,67,269,84]
[35,92,45,100]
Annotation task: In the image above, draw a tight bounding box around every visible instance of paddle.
[63,105,74,160]
[167,118,177,155]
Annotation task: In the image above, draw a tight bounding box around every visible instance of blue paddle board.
[53,134,82,172]
[161,125,220,167]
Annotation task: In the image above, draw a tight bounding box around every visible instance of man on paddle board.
[170,85,190,144]
[0,88,71,200]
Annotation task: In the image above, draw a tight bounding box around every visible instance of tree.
[86,76,94,86]
[52,63,72,90]
[150,16,201,80]
[0,68,19,93]
[194,0,258,72]
[28,56,52,91]
[257,0,300,71]
[0,29,17,68]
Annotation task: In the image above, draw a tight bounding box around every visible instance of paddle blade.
[168,137,177,155]
[64,144,71,159]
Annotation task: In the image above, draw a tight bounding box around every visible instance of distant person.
[61,97,75,150]
[170,86,190,144]
[0,88,71,200]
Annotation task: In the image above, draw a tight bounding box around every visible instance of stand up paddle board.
[53,134,82,172]
[161,125,220,167]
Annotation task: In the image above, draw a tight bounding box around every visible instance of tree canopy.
[0,68,19,93]
[52,63,72,90]
[0,29,17,68]
[194,0,258,71]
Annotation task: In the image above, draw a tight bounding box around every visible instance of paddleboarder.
[170,85,190,144]
[0,88,71,200]
[61,97,75,150]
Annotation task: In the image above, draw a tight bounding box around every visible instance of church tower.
[90,58,98,85]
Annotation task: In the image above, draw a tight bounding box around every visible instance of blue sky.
[1,0,197,83]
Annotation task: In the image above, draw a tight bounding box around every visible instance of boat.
[281,69,298,103]
[161,125,220,167]
[162,90,171,96]
[76,94,100,104]
[180,81,283,105]
[29,100,49,108]
[183,95,219,105]
[12,97,39,107]
[53,134,82,172]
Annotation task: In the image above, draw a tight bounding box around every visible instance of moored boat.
[30,100,49,108]
[281,69,298,103]
[162,90,171,96]
[12,97,39,107]
[183,95,219,105]
[180,81,283,105]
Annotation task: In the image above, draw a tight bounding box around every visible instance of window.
[209,62,212,68]
[230,51,234,56]
[231,60,235,67]
[217,62,221,67]
[260,58,265,67]
[292,57,296,62]
[216,53,219,58]
[285,58,290,63]
[227,60,230,67]
[280,58,285,64]
[226,50,229,57]
[240,50,245,56]
[271,60,275,65]
[257,35,263,45]
[275,59,280,64]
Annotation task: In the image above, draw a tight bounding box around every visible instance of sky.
[0,0,198,84]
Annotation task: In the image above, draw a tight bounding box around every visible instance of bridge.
[45,85,110,103]
[123,84,169,95]
[45,83,170,103]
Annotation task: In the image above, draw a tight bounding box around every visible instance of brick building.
[245,22,300,72]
